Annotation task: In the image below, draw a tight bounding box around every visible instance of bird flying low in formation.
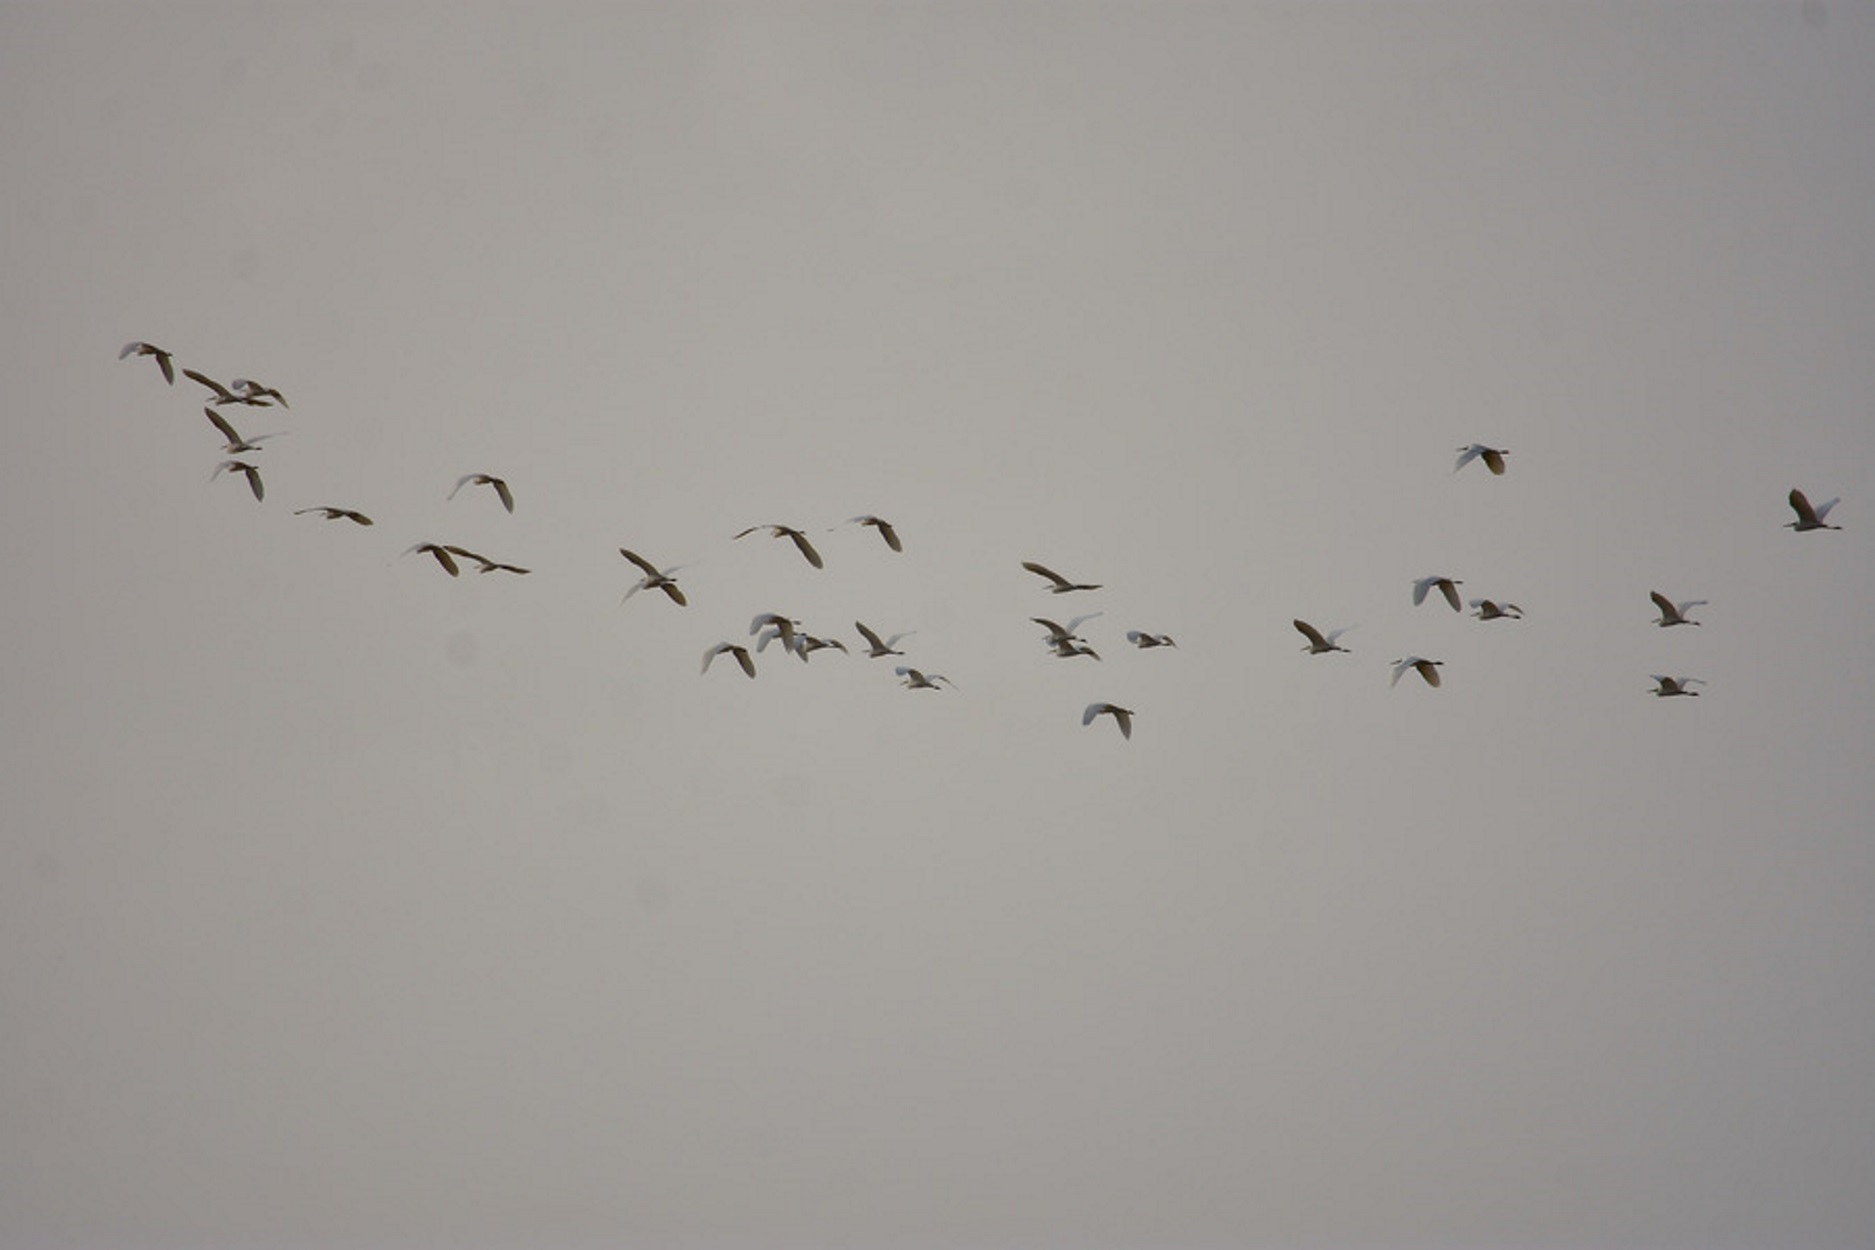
[1032,612,1102,647]
[1125,631,1177,649]
[749,612,800,654]
[854,621,914,658]
[1651,675,1704,697]
[228,378,288,408]
[203,407,279,454]
[183,369,273,407]
[1022,561,1102,594]
[1412,575,1464,611]
[1470,599,1523,621]
[841,515,902,552]
[295,506,374,526]
[450,473,515,514]
[895,666,954,690]
[119,341,175,384]
[1294,619,1351,654]
[1082,702,1134,739]
[618,549,687,606]
[1786,488,1841,532]
[702,642,757,678]
[1390,656,1444,688]
[404,543,461,576]
[211,459,264,501]
[734,524,824,569]
[1454,444,1509,475]
[1650,591,1706,628]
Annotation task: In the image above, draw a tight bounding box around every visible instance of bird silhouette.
[450,473,514,514]
[1786,489,1842,532]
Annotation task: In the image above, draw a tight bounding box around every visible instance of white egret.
[1650,591,1706,628]
[618,549,687,606]
[734,523,824,569]
[1294,620,1351,654]
[1470,599,1523,621]
[1125,631,1177,649]
[183,368,271,407]
[228,378,288,408]
[119,341,175,385]
[1022,561,1102,594]
[840,515,902,552]
[854,621,914,658]
[295,506,373,526]
[748,612,800,654]
[404,543,460,577]
[1390,656,1444,688]
[202,407,279,454]
[1412,576,1464,611]
[895,666,954,690]
[702,642,756,678]
[1651,675,1704,697]
[1032,612,1102,646]
[1786,489,1841,532]
[449,473,515,514]
[1454,444,1508,475]
[210,459,264,501]
[1082,702,1134,739]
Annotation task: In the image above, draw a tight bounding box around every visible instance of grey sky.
[5,3,1874,1246]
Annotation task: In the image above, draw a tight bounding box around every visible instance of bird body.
[295,506,373,526]
[450,473,514,513]
[1470,599,1523,621]
[1651,675,1704,697]
[1786,489,1841,532]
[842,515,902,552]
[1650,591,1706,628]
[1125,631,1176,649]
[618,549,687,606]
[1022,561,1101,593]
[120,341,175,384]
[228,378,288,408]
[1294,619,1351,654]
[1390,656,1444,688]
[1082,702,1134,739]
[735,524,824,569]
[203,407,279,454]
[895,666,953,690]
[1032,612,1102,647]
[1454,444,1508,475]
[854,621,914,657]
[183,369,272,406]
[1413,576,1464,611]
[1049,638,1101,660]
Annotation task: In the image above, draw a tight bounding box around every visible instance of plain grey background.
[5,3,1873,1246]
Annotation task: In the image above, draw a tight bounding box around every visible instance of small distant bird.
[228,378,288,408]
[1786,488,1842,532]
[1023,561,1102,594]
[1412,575,1464,611]
[203,407,279,454]
[895,666,954,690]
[1390,656,1444,688]
[1454,444,1508,475]
[295,506,374,526]
[748,612,800,654]
[1049,638,1101,660]
[734,524,824,569]
[1032,613,1102,647]
[119,341,175,384]
[1082,702,1134,739]
[183,369,272,407]
[1651,675,1704,698]
[795,634,849,661]
[467,556,530,575]
[1651,591,1706,628]
[1470,599,1523,621]
[702,642,757,678]
[854,621,915,658]
[1294,620,1351,654]
[210,459,264,501]
[618,549,687,606]
[841,515,902,552]
[449,473,514,514]
[404,543,461,576]
[1125,631,1177,649]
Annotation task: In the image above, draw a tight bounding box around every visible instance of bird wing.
[732,525,766,540]
[183,369,234,400]
[203,406,242,445]
[855,621,887,651]
[618,548,661,578]
[492,479,514,513]
[1814,496,1841,522]
[1022,561,1068,588]
[1065,611,1103,635]
[876,521,902,551]
[1789,489,1817,524]
[1649,591,1675,618]
[1112,709,1132,739]
[786,529,824,568]
[1439,579,1462,611]
[242,464,263,500]
[1294,619,1329,648]
[1482,448,1506,475]
[1678,599,1708,613]
[1418,661,1441,687]
[449,474,477,500]
[1454,445,1482,472]
[1082,703,1105,726]
[660,583,687,606]
[1390,660,1411,688]
[1412,578,1432,606]
[119,342,142,360]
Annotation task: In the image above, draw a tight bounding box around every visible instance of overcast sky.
[5,3,1874,1247]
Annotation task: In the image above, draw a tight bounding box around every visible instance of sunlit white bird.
[1470,599,1523,621]
[839,514,902,552]
[449,473,514,514]
[119,340,175,384]
[618,548,687,606]
[1082,702,1134,739]
[210,459,263,501]
[1125,630,1177,649]
[1785,488,1842,532]
[1412,575,1464,611]
[404,543,461,577]
[702,642,756,679]
[734,523,824,569]
[1651,675,1704,698]
[295,506,374,526]
[1650,591,1706,628]
[1032,612,1102,647]
[1453,444,1508,475]
[1022,561,1102,594]
[854,621,915,658]
[1390,656,1444,688]
[895,666,954,690]
[1294,620,1351,654]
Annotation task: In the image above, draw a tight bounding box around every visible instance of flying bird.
[1082,702,1134,739]
[1032,612,1103,647]
[1454,444,1509,475]
[748,612,800,654]
[228,378,288,408]
[1651,675,1704,698]
[841,515,902,552]
[183,369,272,406]
[734,524,824,569]
[1390,656,1444,688]
[295,506,374,526]
[119,341,175,384]
[449,473,514,514]
[1470,599,1523,621]
[202,407,279,454]
[463,555,530,575]
[794,634,849,661]
[1125,631,1177,649]
[1049,638,1101,660]
[1786,489,1842,532]
[854,621,915,658]
[618,549,687,606]
[895,666,954,690]
[702,642,757,678]
[210,459,264,501]
[1650,591,1706,628]
[1023,561,1102,594]
[1412,575,1464,611]
[404,543,461,576]
[1294,620,1351,654]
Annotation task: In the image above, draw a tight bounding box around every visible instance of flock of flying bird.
[121,343,1847,728]
[121,339,1188,739]
[1288,440,1845,699]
